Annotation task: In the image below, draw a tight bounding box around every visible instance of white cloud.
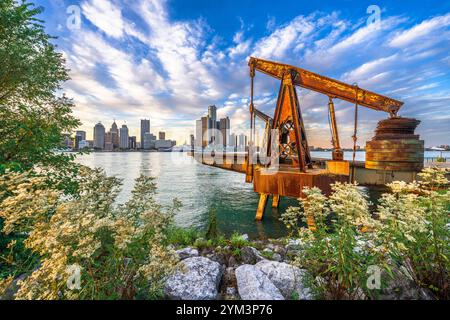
[81,0,125,38]
[389,13,450,48]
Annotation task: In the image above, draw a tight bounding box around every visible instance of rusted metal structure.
[366,118,424,171]
[193,57,424,221]
[244,57,422,220]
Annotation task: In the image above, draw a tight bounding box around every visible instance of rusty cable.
[351,84,359,183]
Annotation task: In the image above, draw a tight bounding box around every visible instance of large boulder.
[235,264,284,300]
[241,246,266,264]
[175,247,199,260]
[255,260,312,300]
[164,257,223,300]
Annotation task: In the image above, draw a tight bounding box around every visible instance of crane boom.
[248,57,403,115]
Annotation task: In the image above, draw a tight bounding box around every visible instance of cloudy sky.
[36,0,450,147]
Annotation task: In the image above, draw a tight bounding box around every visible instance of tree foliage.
[0,0,80,179]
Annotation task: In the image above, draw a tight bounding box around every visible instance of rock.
[272,253,282,262]
[235,264,284,300]
[379,266,434,300]
[176,247,199,260]
[164,257,223,300]
[286,238,302,251]
[255,260,312,300]
[241,234,249,241]
[241,246,266,264]
[228,255,238,267]
[226,287,238,297]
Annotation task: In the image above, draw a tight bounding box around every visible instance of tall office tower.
[110,121,119,148]
[219,117,230,147]
[128,136,137,149]
[140,119,150,148]
[93,122,105,149]
[104,132,114,151]
[75,130,86,141]
[159,132,166,140]
[208,105,217,144]
[119,124,129,149]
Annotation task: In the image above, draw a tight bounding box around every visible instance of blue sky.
[35,0,450,147]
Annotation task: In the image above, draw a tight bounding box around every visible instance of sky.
[35,0,450,147]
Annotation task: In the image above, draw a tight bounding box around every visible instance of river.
[75,150,449,239]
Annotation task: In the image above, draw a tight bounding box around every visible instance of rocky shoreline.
[164,235,433,300]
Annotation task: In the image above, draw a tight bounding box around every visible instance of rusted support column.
[255,193,268,221]
[272,194,280,208]
[328,97,343,161]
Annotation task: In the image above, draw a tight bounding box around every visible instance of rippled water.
[75,152,297,239]
[75,150,448,239]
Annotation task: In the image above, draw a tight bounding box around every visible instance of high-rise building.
[238,134,247,149]
[219,117,230,147]
[196,116,208,148]
[104,132,114,151]
[93,122,105,149]
[128,136,137,149]
[110,121,119,149]
[75,130,86,141]
[140,119,150,148]
[159,132,166,140]
[119,124,129,149]
[143,132,156,150]
[208,105,217,144]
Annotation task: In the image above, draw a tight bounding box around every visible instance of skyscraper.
[93,122,105,149]
[110,121,119,149]
[159,132,166,140]
[140,119,150,149]
[128,136,137,149]
[196,116,208,148]
[208,105,217,144]
[119,124,129,149]
[219,117,230,147]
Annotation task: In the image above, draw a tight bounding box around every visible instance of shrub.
[282,184,387,300]
[0,167,181,300]
[230,232,249,248]
[376,168,449,299]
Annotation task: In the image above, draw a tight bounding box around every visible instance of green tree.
[0,0,80,185]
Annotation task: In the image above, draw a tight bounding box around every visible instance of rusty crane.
[244,57,423,221]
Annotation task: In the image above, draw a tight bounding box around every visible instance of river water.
[75,151,449,239]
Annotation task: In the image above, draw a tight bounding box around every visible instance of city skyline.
[36,0,450,147]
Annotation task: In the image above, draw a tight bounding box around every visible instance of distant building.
[93,122,105,149]
[219,117,230,147]
[140,119,150,149]
[229,133,236,147]
[190,134,195,149]
[143,132,156,150]
[238,134,247,149]
[104,132,114,151]
[128,136,137,149]
[79,140,90,150]
[196,116,208,148]
[155,140,173,150]
[208,105,217,144]
[110,121,119,149]
[159,132,166,140]
[119,124,129,149]
[76,130,86,141]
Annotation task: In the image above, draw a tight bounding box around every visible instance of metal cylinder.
[365,117,424,171]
